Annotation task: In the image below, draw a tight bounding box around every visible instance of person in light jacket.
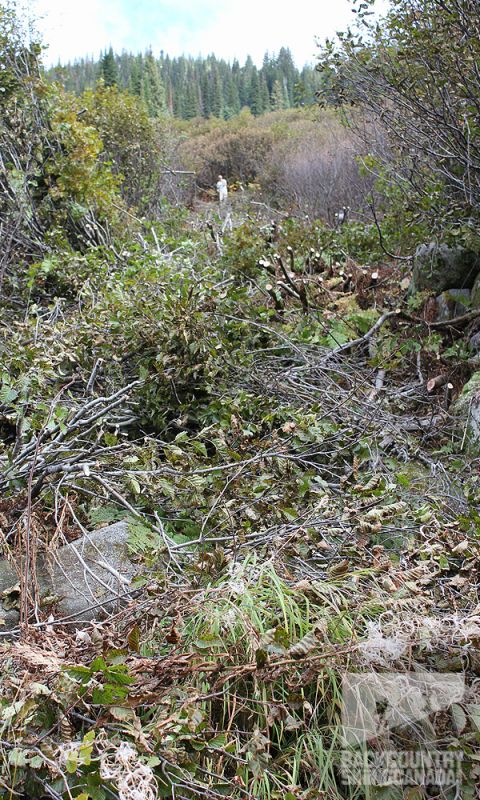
[216,174,228,203]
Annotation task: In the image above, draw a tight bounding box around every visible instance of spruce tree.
[271,79,286,110]
[183,79,198,119]
[240,55,254,108]
[141,50,166,116]
[260,76,270,113]
[129,54,142,96]
[100,47,117,87]
[224,75,240,118]
[277,47,295,105]
[211,66,224,118]
[249,68,262,115]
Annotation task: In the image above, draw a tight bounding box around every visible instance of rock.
[412,243,480,294]
[472,273,480,308]
[469,331,480,354]
[435,289,471,322]
[0,521,137,631]
[452,372,480,453]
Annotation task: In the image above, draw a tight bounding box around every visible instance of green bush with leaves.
[0,6,128,289]
[318,0,480,245]
[79,83,164,211]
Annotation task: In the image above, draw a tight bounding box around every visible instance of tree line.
[46,47,322,119]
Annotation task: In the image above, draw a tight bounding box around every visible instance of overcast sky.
[27,0,380,67]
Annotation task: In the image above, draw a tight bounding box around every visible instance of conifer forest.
[48,48,321,119]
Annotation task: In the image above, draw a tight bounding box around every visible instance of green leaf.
[110,706,136,721]
[255,648,268,668]
[467,703,480,731]
[92,685,116,704]
[208,733,228,749]
[90,656,107,672]
[9,748,28,767]
[0,386,18,405]
[65,750,78,773]
[127,520,161,554]
[192,441,208,457]
[194,635,223,650]
[158,479,176,499]
[88,505,126,527]
[29,755,45,768]
[129,477,141,495]
[452,703,467,733]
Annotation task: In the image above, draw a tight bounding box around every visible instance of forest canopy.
[46,47,322,119]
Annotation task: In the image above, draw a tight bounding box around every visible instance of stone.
[412,243,480,294]
[452,372,480,454]
[0,521,137,631]
[472,273,480,308]
[435,289,471,322]
[469,331,480,354]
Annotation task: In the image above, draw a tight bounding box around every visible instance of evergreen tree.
[129,54,143,96]
[100,47,117,87]
[200,70,210,116]
[224,75,240,118]
[240,55,254,107]
[260,76,270,113]
[277,47,295,105]
[271,79,286,110]
[118,50,131,88]
[211,66,224,118]
[261,51,275,93]
[249,68,262,116]
[141,50,166,116]
[183,77,199,119]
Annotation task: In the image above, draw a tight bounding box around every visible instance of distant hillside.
[46,47,322,120]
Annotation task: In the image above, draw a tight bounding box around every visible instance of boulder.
[472,273,480,308]
[0,521,137,631]
[435,289,471,322]
[469,331,480,354]
[452,372,480,454]
[412,244,480,294]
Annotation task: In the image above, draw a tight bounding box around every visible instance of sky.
[27,0,378,68]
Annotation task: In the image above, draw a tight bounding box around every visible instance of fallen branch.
[368,368,386,401]
[426,308,480,329]
[323,310,399,360]
[401,308,480,329]
[160,165,196,176]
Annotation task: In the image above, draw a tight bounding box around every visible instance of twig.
[426,308,480,329]
[323,310,399,360]
[368,196,414,262]
[86,359,103,395]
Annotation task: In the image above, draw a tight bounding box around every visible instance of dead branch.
[323,310,399,360]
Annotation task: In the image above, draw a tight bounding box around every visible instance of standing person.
[216,174,228,203]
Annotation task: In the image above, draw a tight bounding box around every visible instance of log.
[427,374,449,393]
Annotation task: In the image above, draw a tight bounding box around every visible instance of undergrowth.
[0,209,479,799]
